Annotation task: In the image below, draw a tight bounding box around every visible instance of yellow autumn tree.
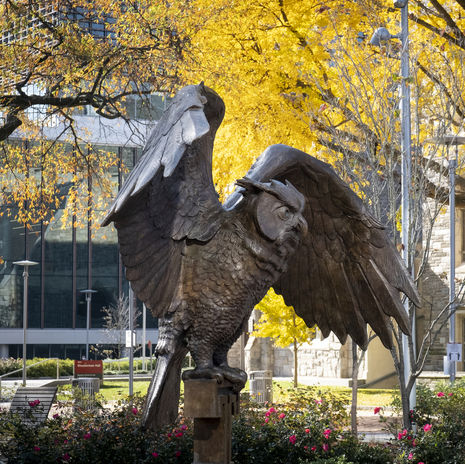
[253,288,316,387]
[0,0,189,230]
[179,0,465,205]
[178,0,465,428]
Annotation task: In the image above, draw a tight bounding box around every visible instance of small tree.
[101,295,140,359]
[253,288,316,388]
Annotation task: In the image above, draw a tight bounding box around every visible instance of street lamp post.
[13,259,38,386]
[80,289,97,360]
[370,0,415,417]
[129,286,135,397]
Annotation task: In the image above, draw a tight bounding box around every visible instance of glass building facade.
[0,117,166,360]
[0,3,168,360]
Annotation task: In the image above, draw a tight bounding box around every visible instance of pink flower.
[167,433,172,438]
[322,443,329,452]
[132,407,138,415]
[29,399,40,407]
[175,432,183,437]
[83,432,91,440]
[423,423,432,432]
[418,462,425,464]
[175,450,181,457]
[448,392,453,397]
[289,435,296,445]
[374,407,381,414]
[278,413,286,419]
[304,445,308,450]
[305,428,310,434]
[53,413,59,419]
[437,391,445,397]
[408,452,413,460]
[315,399,323,405]
[152,451,159,458]
[323,428,331,439]
[311,446,317,452]
[264,417,269,423]
[268,407,276,413]
[265,411,271,417]
[181,424,188,430]
[397,429,408,440]
[33,446,40,452]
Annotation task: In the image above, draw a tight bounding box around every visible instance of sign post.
[148,340,152,373]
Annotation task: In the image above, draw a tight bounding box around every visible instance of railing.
[0,358,60,400]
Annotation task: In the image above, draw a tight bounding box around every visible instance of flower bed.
[1,382,465,463]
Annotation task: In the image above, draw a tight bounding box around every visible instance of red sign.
[74,360,103,379]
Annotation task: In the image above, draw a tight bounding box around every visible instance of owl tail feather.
[141,339,188,431]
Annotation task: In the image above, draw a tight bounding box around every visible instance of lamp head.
[369,27,398,47]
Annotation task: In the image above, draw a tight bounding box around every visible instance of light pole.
[142,303,147,371]
[13,259,38,386]
[129,286,135,397]
[80,289,97,360]
[370,0,415,416]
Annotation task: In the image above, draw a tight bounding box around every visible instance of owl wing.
[224,144,419,350]
[102,84,226,315]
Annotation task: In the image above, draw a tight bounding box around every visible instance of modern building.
[0,106,170,359]
[0,2,175,360]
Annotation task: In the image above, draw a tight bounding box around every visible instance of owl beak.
[297,216,308,236]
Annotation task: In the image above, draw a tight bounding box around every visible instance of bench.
[9,387,58,425]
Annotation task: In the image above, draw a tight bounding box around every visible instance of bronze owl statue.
[102,84,419,430]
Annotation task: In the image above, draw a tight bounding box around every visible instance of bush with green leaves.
[0,358,75,378]
[0,386,398,464]
[103,358,152,374]
[0,358,22,376]
[232,398,393,464]
[389,380,465,463]
[0,395,193,464]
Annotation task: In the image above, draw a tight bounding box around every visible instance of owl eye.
[276,205,292,221]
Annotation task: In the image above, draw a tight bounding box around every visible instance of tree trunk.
[350,340,359,435]
[391,346,412,430]
[293,338,298,388]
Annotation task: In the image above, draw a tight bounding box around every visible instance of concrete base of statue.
[183,378,240,464]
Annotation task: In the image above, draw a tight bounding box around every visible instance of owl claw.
[181,366,246,389]
[182,367,224,384]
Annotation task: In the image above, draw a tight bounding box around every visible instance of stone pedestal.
[183,378,240,464]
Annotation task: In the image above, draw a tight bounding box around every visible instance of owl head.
[236,177,308,245]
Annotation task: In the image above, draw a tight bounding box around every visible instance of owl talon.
[182,367,224,383]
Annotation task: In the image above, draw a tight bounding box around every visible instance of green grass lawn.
[59,379,397,407]
[272,381,396,407]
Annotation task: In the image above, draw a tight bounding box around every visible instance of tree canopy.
[0,0,188,227]
[179,0,465,207]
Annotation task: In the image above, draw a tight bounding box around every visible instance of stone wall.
[420,201,465,371]
[238,331,361,380]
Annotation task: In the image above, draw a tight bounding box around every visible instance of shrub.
[0,395,193,464]
[0,358,75,378]
[0,358,22,376]
[232,392,392,464]
[0,386,397,464]
[382,380,465,463]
